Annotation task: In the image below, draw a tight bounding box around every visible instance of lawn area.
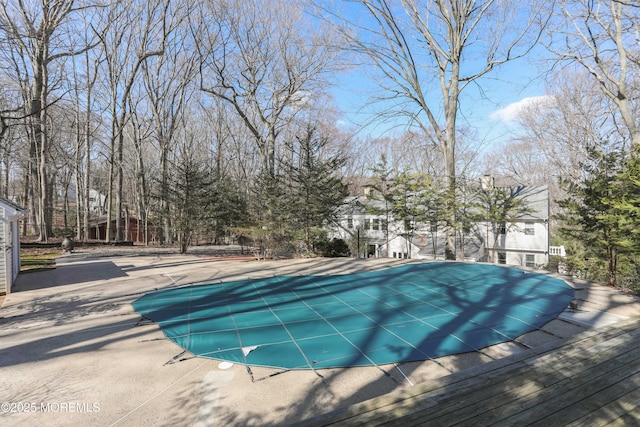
[20,247,60,272]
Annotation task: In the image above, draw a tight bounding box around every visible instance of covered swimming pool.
[132,262,574,370]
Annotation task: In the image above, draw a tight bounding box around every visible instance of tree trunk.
[74,107,83,241]
[1,149,8,198]
[37,97,52,241]
[106,136,115,242]
[608,245,618,287]
[115,122,125,241]
[83,101,91,242]
[161,145,171,244]
[443,80,458,260]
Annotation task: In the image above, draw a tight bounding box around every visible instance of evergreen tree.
[477,185,532,263]
[391,170,432,259]
[207,178,249,244]
[367,155,396,256]
[243,170,285,258]
[422,186,448,259]
[453,181,483,261]
[279,126,348,255]
[611,147,640,248]
[166,151,216,254]
[556,144,632,287]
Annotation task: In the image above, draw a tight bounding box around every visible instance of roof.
[337,196,389,213]
[338,185,549,220]
[87,215,156,227]
[0,196,27,216]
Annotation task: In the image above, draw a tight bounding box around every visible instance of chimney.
[480,175,494,191]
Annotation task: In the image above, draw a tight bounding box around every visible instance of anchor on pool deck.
[61,236,74,253]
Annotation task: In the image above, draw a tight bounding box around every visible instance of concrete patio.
[1,250,639,426]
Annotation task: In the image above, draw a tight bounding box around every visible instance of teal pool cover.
[132,262,574,370]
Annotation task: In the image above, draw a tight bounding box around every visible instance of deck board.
[560,374,640,427]
[305,316,640,427]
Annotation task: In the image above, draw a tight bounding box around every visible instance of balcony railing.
[549,246,566,257]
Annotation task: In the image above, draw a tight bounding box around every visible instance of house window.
[498,222,506,235]
[381,219,387,231]
[526,254,535,268]
[498,252,506,264]
[372,218,379,231]
[347,218,353,229]
[393,252,397,258]
[524,221,535,236]
[364,219,370,230]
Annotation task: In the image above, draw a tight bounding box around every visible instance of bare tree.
[47,103,76,233]
[142,4,197,244]
[124,103,156,244]
[69,6,106,241]
[331,0,552,258]
[0,0,80,241]
[194,0,341,180]
[507,69,622,181]
[96,0,171,241]
[549,0,640,147]
[0,81,25,199]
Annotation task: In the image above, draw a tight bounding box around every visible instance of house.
[88,216,160,243]
[481,185,550,267]
[58,185,107,214]
[0,197,27,294]
[330,184,550,268]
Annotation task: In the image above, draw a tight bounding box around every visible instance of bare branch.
[548,0,640,145]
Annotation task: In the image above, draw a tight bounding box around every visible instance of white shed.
[0,197,27,295]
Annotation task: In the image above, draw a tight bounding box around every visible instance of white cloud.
[489,96,553,123]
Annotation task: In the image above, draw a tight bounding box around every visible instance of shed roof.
[0,196,27,216]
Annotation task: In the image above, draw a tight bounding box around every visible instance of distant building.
[330,184,550,268]
[88,216,160,243]
[58,185,107,214]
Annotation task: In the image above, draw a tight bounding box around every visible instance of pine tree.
[391,170,432,259]
[453,181,483,261]
[556,144,632,287]
[477,185,532,264]
[278,126,348,255]
[611,148,640,249]
[165,152,216,254]
[367,155,397,257]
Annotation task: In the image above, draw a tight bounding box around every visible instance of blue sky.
[325,3,554,153]
[330,52,550,151]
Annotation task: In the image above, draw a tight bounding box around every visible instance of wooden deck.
[306,316,640,426]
